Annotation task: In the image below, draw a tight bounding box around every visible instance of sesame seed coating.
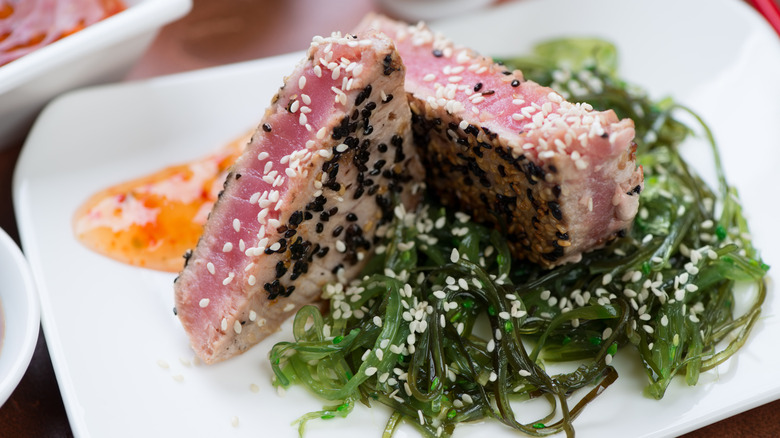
[174,30,422,364]
[356,14,642,267]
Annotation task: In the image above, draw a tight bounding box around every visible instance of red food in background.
[0,0,126,67]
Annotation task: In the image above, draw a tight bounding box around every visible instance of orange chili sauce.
[0,0,126,67]
[73,132,250,272]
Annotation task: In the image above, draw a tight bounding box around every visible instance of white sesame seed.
[221,318,228,331]
[283,303,295,312]
[233,218,241,232]
[157,359,169,369]
[423,73,436,81]
[234,320,242,334]
[450,248,460,263]
[222,242,233,253]
[199,298,210,308]
[207,262,215,275]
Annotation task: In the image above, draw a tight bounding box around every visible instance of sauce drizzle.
[73,132,249,272]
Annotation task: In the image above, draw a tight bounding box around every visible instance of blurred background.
[1,0,779,436]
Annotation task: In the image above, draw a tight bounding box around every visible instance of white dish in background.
[12,0,780,437]
[0,0,192,149]
[0,228,40,407]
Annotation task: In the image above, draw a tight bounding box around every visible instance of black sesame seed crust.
[174,31,422,364]
[409,99,638,267]
[409,103,574,265]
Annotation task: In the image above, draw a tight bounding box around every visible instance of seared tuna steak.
[174,31,422,364]
[357,15,643,267]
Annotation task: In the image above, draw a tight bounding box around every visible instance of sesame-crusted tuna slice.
[174,31,422,364]
[357,15,643,267]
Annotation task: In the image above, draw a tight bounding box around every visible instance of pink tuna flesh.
[174,30,422,364]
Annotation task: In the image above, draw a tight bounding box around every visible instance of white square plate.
[14,0,780,436]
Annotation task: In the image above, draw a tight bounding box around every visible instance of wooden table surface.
[1,0,779,436]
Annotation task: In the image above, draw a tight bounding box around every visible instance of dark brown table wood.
[1,0,778,436]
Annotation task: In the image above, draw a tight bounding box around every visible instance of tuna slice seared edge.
[174,31,423,364]
[357,15,644,268]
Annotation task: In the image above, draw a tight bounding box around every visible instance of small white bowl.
[0,0,192,150]
[0,227,40,407]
